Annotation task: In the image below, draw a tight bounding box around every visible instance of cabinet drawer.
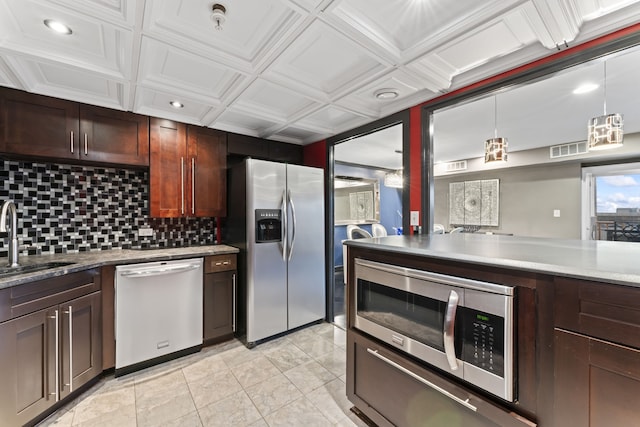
[555,277,640,349]
[347,331,535,427]
[205,254,237,273]
[0,269,100,323]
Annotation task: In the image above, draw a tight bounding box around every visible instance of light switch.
[553,209,561,218]
[410,211,420,226]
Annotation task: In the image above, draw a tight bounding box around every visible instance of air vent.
[444,160,467,172]
[549,141,588,158]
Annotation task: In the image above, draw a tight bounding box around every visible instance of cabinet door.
[150,118,187,217]
[0,87,79,159]
[187,126,227,217]
[554,328,640,427]
[79,105,149,166]
[60,291,102,400]
[203,271,235,343]
[0,308,57,427]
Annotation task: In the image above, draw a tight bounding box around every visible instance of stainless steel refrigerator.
[227,159,325,347]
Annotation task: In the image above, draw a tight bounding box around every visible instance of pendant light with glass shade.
[588,60,623,150]
[484,95,508,163]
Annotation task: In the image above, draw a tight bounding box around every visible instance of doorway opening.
[328,122,406,329]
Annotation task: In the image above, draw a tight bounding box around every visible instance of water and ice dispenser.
[255,209,282,243]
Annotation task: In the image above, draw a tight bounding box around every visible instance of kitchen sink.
[0,262,75,278]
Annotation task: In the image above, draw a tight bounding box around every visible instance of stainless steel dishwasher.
[115,258,203,376]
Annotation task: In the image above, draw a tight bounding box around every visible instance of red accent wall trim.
[303,140,327,169]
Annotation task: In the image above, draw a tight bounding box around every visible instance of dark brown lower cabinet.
[347,330,535,427]
[0,276,102,427]
[203,270,236,344]
[554,328,640,427]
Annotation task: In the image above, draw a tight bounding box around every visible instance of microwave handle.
[443,290,459,371]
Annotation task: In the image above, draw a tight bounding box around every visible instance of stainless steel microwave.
[353,259,515,401]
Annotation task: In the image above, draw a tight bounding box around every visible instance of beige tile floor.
[38,322,369,427]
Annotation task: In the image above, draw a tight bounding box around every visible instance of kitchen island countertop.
[345,234,640,288]
[0,245,238,289]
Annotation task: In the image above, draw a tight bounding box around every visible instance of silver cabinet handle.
[70,131,74,154]
[444,290,459,371]
[287,189,296,261]
[232,273,237,332]
[64,306,73,392]
[191,158,195,215]
[367,348,476,412]
[84,133,88,155]
[48,309,60,402]
[181,157,185,215]
[281,190,287,261]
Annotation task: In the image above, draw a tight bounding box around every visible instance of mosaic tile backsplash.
[0,160,218,258]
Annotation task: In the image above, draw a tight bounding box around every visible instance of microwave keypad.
[461,308,505,378]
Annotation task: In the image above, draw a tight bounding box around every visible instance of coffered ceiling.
[0,0,639,145]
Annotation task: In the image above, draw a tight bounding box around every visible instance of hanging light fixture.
[484,95,507,163]
[588,60,623,151]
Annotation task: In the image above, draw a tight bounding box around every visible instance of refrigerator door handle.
[281,189,287,261]
[288,189,297,261]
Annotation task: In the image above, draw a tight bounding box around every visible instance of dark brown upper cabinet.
[0,87,149,166]
[79,105,149,166]
[150,118,226,218]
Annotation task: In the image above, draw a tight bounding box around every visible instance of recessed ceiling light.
[43,19,72,35]
[374,89,399,100]
[170,101,184,108]
[573,83,599,94]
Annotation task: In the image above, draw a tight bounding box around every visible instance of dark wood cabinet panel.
[150,121,227,218]
[101,265,115,370]
[203,270,235,344]
[347,330,535,427]
[227,132,269,158]
[555,277,640,349]
[0,87,79,160]
[0,271,102,426]
[62,291,102,398]
[187,126,227,217]
[0,88,150,166]
[268,140,303,164]
[79,105,149,166]
[554,329,640,427]
[0,308,56,427]
[150,118,187,218]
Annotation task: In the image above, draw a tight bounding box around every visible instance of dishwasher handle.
[118,263,201,278]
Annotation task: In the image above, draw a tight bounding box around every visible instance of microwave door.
[354,267,465,376]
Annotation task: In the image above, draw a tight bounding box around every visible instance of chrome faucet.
[0,200,19,267]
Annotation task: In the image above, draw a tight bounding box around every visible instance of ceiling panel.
[143,0,302,69]
[264,20,388,98]
[137,37,246,105]
[230,78,320,123]
[296,105,370,134]
[0,0,132,78]
[0,0,638,148]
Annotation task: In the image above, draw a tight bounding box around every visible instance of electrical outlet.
[138,228,154,237]
[410,211,420,226]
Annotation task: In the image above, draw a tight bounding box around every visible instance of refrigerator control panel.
[255,209,282,243]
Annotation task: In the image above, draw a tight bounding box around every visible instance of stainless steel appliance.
[114,258,203,375]
[354,259,514,401]
[228,159,325,347]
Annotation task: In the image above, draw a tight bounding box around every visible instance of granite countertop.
[345,234,640,288]
[0,245,239,290]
